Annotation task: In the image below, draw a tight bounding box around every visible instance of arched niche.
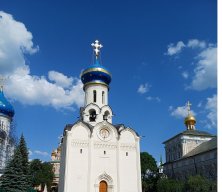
[95,172,114,192]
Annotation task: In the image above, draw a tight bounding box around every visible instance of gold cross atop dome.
[91,40,103,59]
[186,101,192,115]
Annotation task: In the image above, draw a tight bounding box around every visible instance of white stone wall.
[0,116,11,134]
[164,148,217,180]
[58,121,142,192]
[0,115,12,172]
[85,84,108,108]
[165,135,213,162]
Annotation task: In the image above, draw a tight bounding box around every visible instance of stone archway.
[99,180,107,192]
[95,172,114,192]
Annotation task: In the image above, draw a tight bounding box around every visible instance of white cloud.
[0,11,84,109]
[0,11,38,74]
[189,46,217,90]
[169,105,196,119]
[137,83,151,94]
[165,39,217,91]
[48,71,73,88]
[29,150,33,156]
[205,94,217,128]
[5,66,84,109]
[182,71,189,79]
[187,39,206,49]
[146,96,161,102]
[34,150,50,157]
[165,41,185,56]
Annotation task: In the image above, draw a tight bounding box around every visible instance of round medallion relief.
[98,127,112,141]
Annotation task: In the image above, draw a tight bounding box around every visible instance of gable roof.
[163,129,215,144]
[183,137,217,158]
[63,120,139,137]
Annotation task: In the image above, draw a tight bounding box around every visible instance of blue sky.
[0,0,217,162]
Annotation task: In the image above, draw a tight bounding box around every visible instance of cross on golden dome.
[91,40,103,59]
[186,101,192,115]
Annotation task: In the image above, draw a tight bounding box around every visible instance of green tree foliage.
[29,159,54,191]
[156,175,217,192]
[185,175,216,192]
[141,152,157,176]
[157,178,184,192]
[0,134,31,192]
[140,152,158,192]
[0,147,28,191]
[19,134,31,188]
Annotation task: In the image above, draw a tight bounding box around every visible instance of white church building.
[58,40,142,192]
[0,84,15,176]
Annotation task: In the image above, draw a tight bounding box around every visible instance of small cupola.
[80,40,112,91]
[184,101,196,130]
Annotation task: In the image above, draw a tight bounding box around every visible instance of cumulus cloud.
[29,150,33,156]
[5,66,84,109]
[34,150,50,157]
[169,105,196,119]
[137,83,151,94]
[165,41,185,56]
[0,11,38,74]
[0,11,84,109]
[165,39,217,91]
[189,46,217,90]
[48,71,73,88]
[146,96,161,102]
[187,39,206,49]
[205,94,217,128]
[182,71,189,79]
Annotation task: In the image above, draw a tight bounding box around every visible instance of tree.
[19,134,30,187]
[140,152,158,192]
[29,159,54,191]
[157,178,184,192]
[185,175,213,192]
[0,134,30,192]
[0,147,27,191]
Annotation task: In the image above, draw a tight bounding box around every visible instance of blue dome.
[81,60,112,89]
[0,90,14,117]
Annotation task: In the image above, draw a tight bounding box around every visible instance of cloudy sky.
[0,0,217,161]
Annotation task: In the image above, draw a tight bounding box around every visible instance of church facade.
[0,85,15,176]
[58,40,142,192]
[163,102,217,180]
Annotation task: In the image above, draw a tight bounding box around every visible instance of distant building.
[0,85,15,176]
[163,101,217,180]
[51,145,61,191]
[158,156,163,175]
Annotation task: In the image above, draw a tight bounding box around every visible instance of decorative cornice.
[81,67,111,77]
[71,139,89,147]
[120,143,136,151]
[94,141,117,149]
[83,81,109,90]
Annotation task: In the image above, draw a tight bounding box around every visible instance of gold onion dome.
[184,101,196,130]
[51,150,56,155]
[184,114,196,126]
[57,146,61,152]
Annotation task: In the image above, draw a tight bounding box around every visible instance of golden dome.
[57,146,61,152]
[184,115,196,125]
[51,150,56,155]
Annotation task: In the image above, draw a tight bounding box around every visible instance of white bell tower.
[80,40,113,126]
